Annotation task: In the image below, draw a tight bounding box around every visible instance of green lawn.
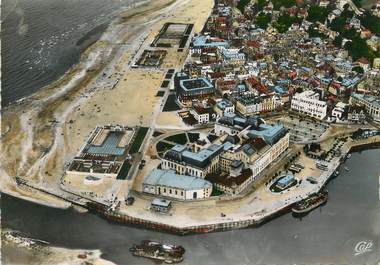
[116,161,131,180]
[129,127,149,154]
[165,133,187,145]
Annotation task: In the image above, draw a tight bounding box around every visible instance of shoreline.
[1,0,214,222]
[1,0,151,109]
[2,0,379,236]
[3,137,380,235]
[77,138,380,234]
[2,229,116,265]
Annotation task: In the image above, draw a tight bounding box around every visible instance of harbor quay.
[82,135,380,234]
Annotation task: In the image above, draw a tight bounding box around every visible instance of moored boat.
[292,190,328,215]
[130,240,185,263]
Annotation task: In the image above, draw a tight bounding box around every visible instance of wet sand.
[0,0,214,207]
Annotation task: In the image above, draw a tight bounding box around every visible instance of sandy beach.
[2,229,116,265]
[0,0,214,207]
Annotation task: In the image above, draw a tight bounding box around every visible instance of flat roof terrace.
[180,78,213,91]
[85,131,126,156]
[151,22,194,49]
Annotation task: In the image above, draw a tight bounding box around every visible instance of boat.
[346,153,352,159]
[344,166,350,171]
[292,190,328,215]
[130,240,185,263]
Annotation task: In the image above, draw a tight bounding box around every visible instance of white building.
[350,93,380,122]
[142,169,212,200]
[332,102,348,120]
[190,107,210,124]
[291,90,327,120]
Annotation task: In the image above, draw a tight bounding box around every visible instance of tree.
[307,5,329,23]
[329,16,346,33]
[352,66,364,74]
[257,0,266,11]
[352,0,362,8]
[333,35,343,47]
[237,0,251,14]
[272,14,301,33]
[256,12,271,29]
[360,12,380,36]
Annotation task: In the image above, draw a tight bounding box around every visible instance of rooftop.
[247,123,288,145]
[180,77,213,91]
[144,169,212,190]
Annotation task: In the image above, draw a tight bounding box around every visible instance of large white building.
[291,90,327,120]
[350,93,380,122]
[142,169,212,200]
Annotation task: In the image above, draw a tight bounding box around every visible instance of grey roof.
[241,144,256,156]
[164,144,224,169]
[151,198,171,207]
[143,169,212,190]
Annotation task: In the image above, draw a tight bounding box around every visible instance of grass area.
[156,91,165,97]
[156,141,175,153]
[116,161,131,180]
[162,94,180,112]
[129,127,149,154]
[211,189,224,196]
[161,80,170,88]
[188,132,200,143]
[165,133,187,145]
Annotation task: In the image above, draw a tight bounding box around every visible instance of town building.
[276,175,295,190]
[161,144,224,178]
[235,94,277,116]
[175,76,215,103]
[150,198,172,213]
[190,35,229,55]
[143,169,212,200]
[214,99,235,117]
[350,93,380,122]
[190,106,211,124]
[291,90,327,120]
[331,102,348,121]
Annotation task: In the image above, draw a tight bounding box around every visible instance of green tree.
[307,5,329,23]
[352,0,362,8]
[272,14,301,33]
[256,12,271,29]
[352,66,364,74]
[237,0,251,14]
[329,16,346,33]
[360,12,380,36]
[257,0,266,10]
[333,35,343,47]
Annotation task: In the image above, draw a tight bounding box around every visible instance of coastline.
[1,0,151,108]
[0,0,214,214]
[2,0,379,237]
[84,136,380,235]
[2,229,116,265]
